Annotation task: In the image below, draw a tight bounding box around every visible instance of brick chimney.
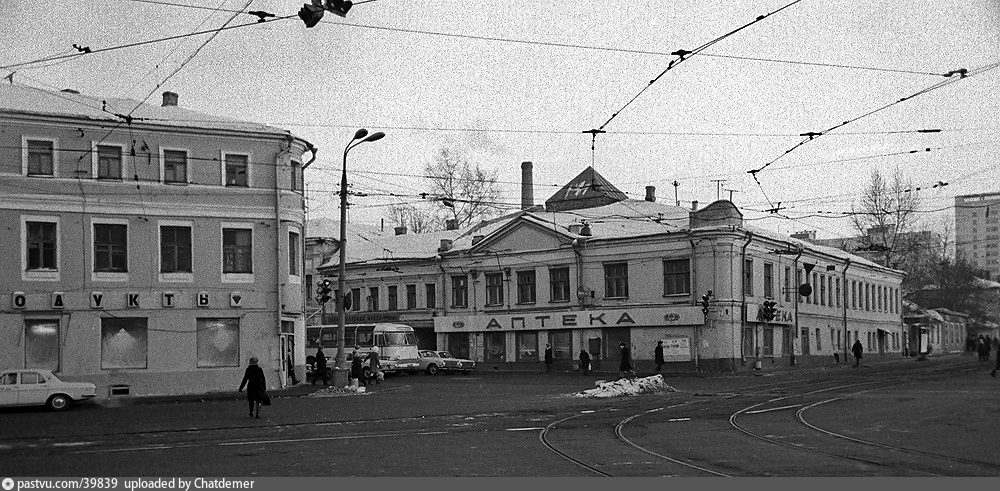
[521,161,534,210]
[645,186,656,202]
[691,200,699,211]
[445,219,458,231]
[162,91,178,107]
[394,226,407,236]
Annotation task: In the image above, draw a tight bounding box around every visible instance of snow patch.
[574,374,677,398]
[307,385,369,397]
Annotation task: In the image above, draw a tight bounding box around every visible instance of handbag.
[261,393,271,406]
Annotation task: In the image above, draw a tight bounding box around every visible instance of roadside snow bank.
[307,385,369,397]
[574,374,677,398]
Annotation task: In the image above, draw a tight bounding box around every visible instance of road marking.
[53,442,94,447]
[219,431,426,446]
[667,418,691,422]
[505,427,545,431]
[746,404,802,414]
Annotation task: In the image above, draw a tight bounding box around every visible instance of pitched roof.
[544,166,628,212]
[0,84,291,135]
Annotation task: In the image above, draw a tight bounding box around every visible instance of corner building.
[328,166,904,372]
[0,86,313,396]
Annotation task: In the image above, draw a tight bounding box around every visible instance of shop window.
[25,319,59,371]
[516,331,538,361]
[196,318,240,367]
[484,332,505,361]
[446,333,470,359]
[762,328,774,356]
[549,331,571,360]
[101,317,148,369]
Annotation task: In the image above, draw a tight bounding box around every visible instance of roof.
[544,166,628,211]
[0,84,292,136]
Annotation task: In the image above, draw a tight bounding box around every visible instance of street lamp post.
[333,128,385,387]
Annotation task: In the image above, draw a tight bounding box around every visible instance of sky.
[2,0,998,240]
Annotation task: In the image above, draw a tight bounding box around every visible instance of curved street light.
[334,129,385,384]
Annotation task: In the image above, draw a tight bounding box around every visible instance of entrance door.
[783,328,793,358]
[279,334,294,387]
[800,329,810,355]
[603,328,631,369]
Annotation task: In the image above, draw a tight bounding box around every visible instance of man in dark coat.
[544,344,553,372]
[654,340,665,373]
[367,348,381,385]
[578,349,590,375]
[619,342,633,378]
[852,339,863,367]
[238,356,267,418]
[313,347,329,386]
[351,347,366,387]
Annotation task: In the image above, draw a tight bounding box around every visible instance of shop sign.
[436,306,703,332]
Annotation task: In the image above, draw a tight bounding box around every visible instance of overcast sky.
[3,0,998,239]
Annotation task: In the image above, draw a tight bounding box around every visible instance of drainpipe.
[275,138,291,388]
[842,258,851,363]
[689,234,700,372]
[792,244,802,367]
[436,256,448,317]
[573,239,585,309]
[741,232,754,370]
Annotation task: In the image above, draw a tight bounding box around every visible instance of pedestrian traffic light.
[298,0,325,27]
[701,290,712,314]
[325,0,352,17]
[316,279,333,304]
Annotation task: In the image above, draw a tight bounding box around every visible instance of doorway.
[279,332,296,387]
[603,328,631,370]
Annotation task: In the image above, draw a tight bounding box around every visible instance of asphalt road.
[3,353,999,477]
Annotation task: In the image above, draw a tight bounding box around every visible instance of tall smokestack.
[521,161,533,210]
[645,186,656,202]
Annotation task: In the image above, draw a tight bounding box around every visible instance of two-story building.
[321,165,905,372]
[0,85,313,396]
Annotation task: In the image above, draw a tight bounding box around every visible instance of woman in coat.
[238,357,267,418]
[351,347,366,387]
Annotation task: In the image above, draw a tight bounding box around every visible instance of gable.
[473,220,569,253]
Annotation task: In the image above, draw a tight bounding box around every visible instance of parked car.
[418,350,476,375]
[0,369,97,411]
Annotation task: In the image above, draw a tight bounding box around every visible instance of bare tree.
[387,203,439,234]
[851,168,921,268]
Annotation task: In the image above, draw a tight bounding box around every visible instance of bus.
[306,323,420,376]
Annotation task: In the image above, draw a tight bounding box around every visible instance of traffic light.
[701,290,712,314]
[298,1,325,27]
[325,0,352,17]
[761,300,777,321]
[315,279,333,304]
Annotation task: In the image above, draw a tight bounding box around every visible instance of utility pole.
[725,188,739,202]
[710,179,726,201]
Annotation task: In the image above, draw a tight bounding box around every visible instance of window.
[369,287,379,311]
[604,262,629,298]
[784,266,791,302]
[762,328,774,356]
[96,144,122,179]
[291,160,302,191]
[663,258,691,295]
[484,332,505,361]
[828,276,833,306]
[350,288,361,311]
[26,221,57,270]
[550,331,571,360]
[95,223,128,272]
[162,149,187,183]
[812,273,818,304]
[196,318,240,367]
[864,283,870,311]
[388,286,398,310]
[224,153,249,187]
[288,231,300,275]
[101,317,148,369]
[852,280,857,309]
[835,278,841,308]
[26,139,54,175]
[160,225,192,273]
[425,283,436,309]
[516,331,538,361]
[486,272,504,306]
[406,284,417,309]
[820,275,826,306]
[516,270,536,304]
[222,228,253,274]
[743,259,754,295]
[763,263,774,298]
[815,328,822,351]
[25,319,59,371]
[549,267,570,302]
[451,275,468,308]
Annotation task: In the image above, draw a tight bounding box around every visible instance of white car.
[0,369,97,411]
[418,350,476,375]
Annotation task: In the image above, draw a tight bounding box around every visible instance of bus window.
[384,332,415,346]
[355,326,374,347]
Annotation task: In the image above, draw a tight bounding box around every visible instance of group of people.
[973,334,998,362]
[572,341,666,378]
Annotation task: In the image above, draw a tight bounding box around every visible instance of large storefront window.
[549,330,571,360]
[197,318,240,367]
[446,333,470,360]
[101,317,148,369]
[25,319,59,371]
[516,331,538,361]
[484,332,505,361]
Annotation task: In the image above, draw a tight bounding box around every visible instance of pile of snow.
[574,374,677,399]
[307,385,369,397]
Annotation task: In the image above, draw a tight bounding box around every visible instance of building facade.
[323,166,905,372]
[955,192,1000,280]
[0,86,313,396]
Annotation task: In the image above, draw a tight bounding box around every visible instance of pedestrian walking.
[544,344,553,372]
[313,346,330,386]
[851,339,863,367]
[654,340,665,373]
[367,347,381,385]
[238,356,268,419]
[619,342,633,378]
[286,345,299,386]
[978,336,988,362]
[351,348,366,387]
[578,349,591,375]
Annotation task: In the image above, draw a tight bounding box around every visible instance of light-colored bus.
[306,323,420,376]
